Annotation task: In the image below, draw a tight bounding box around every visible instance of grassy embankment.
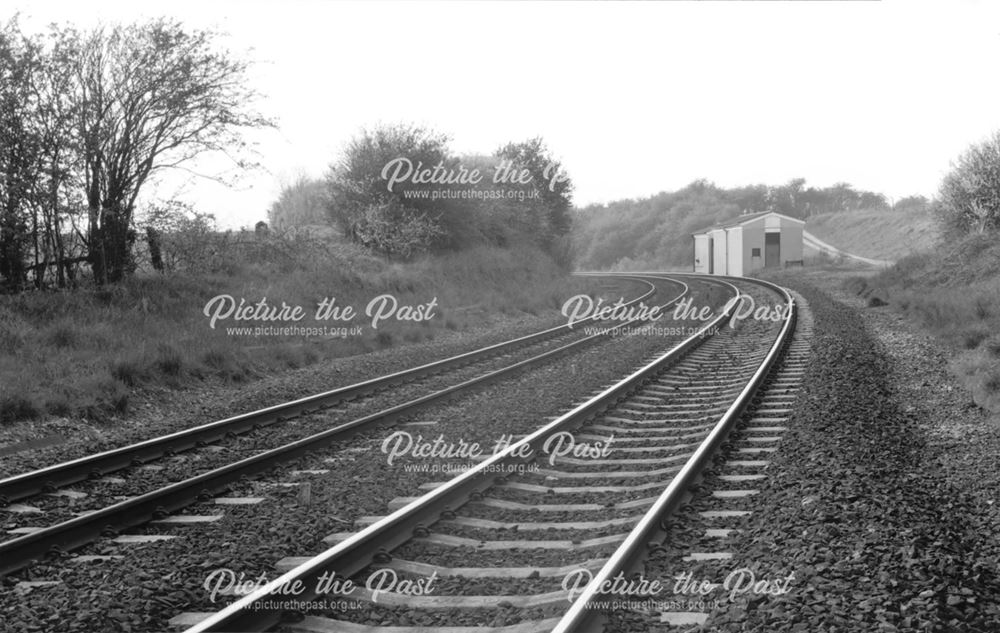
[0,241,585,425]
[805,208,937,262]
[845,232,1000,413]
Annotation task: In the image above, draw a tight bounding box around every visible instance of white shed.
[692,211,804,277]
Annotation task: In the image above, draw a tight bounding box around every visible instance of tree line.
[0,17,268,291]
[269,125,574,266]
[571,179,925,269]
[573,127,1000,271]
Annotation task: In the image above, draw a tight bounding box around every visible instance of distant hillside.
[572,180,913,271]
[805,209,938,262]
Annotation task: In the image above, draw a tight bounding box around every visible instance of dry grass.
[0,242,583,426]
[806,208,939,261]
[843,233,1000,413]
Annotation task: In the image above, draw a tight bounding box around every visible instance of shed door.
[764,232,780,268]
[708,238,714,274]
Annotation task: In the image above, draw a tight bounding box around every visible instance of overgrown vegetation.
[0,16,269,290]
[843,131,1000,413]
[0,237,582,425]
[271,125,574,266]
[845,245,1000,412]
[0,38,583,429]
[937,130,1000,236]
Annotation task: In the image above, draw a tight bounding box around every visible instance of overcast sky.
[6,0,1000,227]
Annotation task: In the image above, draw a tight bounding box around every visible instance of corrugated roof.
[691,211,805,235]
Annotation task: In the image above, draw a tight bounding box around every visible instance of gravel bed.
[484,484,657,506]
[430,522,632,543]
[0,323,628,536]
[0,287,699,632]
[349,565,566,597]
[296,603,560,629]
[393,540,622,570]
[517,472,679,490]
[358,283,789,625]
[633,279,1000,632]
[0,276,760,631]
[0,277,649,479]
[464,504,647,523]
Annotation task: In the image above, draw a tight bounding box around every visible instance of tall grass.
[843,233,1000,413]
[0,240,584,426]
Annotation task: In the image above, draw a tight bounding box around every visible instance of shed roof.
[692,211,805,235]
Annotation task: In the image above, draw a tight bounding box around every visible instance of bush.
[154,344,184,376]
[111,358,146,387]
[938,130,1000,236]
[0,393,40,425]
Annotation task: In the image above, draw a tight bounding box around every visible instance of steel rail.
[0,277,663,506]
[0,276,690,578]
[552,274,796,633]
[180,277,745,633]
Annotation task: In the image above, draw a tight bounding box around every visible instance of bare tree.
[27,27,83,287]
[0,19,40,291]
[67,19,272,283]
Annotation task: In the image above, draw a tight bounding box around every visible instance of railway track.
[634,289,814,631]
[0,274,696,577]
[167,275,800,633]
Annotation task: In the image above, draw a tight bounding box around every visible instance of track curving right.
[173,275,798,633]
[0,275,696,578]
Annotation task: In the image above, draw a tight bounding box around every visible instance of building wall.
[726,226,743,277]
[781,222,804,262]
[693,235,710,273]
[692,212,804,276]
[742,222,765,273]
[708,229,727,275]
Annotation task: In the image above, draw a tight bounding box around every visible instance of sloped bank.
[688,281,1000,631]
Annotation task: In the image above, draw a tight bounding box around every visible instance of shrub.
[111,357,146,387]
[937,130,1000,236]
[0,393,40,425]
[154,344,184,376]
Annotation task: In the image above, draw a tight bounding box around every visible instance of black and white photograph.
[1,1,999,631]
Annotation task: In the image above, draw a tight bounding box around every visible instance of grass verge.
[842,232,1000,413]
[0,243,586,426]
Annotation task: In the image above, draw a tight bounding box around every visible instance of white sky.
[5,0,1000,227]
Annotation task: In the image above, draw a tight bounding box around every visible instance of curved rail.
[0,275,691,578]
[180,276,748,633]
[552,274,796,633]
